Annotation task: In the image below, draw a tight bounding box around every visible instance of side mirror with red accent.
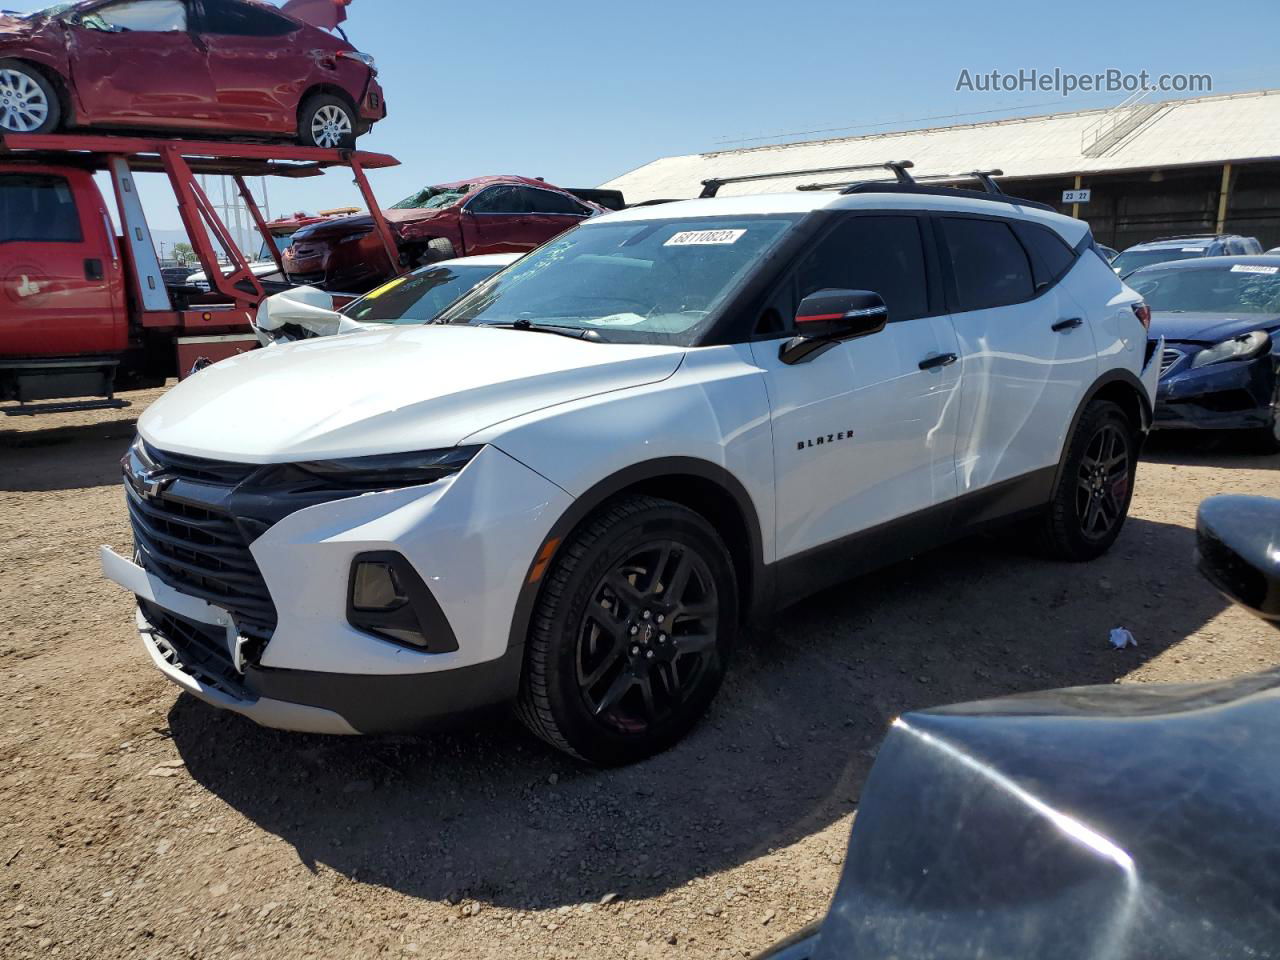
[780,289,888,365]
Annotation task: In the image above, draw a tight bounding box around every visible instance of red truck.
[0,132,400,413]
[282,176,618,293]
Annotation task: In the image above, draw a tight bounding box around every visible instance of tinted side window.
[200,0,296,36]
[1013,221,1077,289]
[794,216,930,323]
[527,188,591,216]
[468,186,527,214]
[0,174,83,243]
[941,217,1034,311]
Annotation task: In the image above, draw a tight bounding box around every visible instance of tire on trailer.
[416,238,456,265]
[298,93,358,149]
[1037,399,1138,561]
[515,494,738,765]
[0,59,61,134]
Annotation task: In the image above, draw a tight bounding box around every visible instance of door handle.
[1052,317,1084,332]
[84,258,104,281]
[918,352,958,371]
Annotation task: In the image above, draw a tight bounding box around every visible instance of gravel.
[2,386,1278,959]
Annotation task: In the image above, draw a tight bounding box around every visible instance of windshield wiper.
[483,319,603,341]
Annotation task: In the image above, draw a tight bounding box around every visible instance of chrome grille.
[1159,348,1184,377]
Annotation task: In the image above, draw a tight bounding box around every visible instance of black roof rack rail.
[836,181,1057,213]
[698,161,914,198]
[796,167,1006,195]
[1151,234,1223,242]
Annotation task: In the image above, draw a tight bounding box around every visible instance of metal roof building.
[603,89,1280,249]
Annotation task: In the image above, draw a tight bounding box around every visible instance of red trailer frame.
[0,133,403,412]
[0,132,402,324]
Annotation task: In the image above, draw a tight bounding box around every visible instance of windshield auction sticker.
[1230,264,1279,275]
[665,229,747,247]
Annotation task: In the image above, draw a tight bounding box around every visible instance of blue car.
[1128,256,1280,448]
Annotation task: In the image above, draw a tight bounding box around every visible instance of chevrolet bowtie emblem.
[130,466,173,499]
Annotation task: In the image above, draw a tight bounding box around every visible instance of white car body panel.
[468,344,778,562]
[951,268,1099,493]
[137,324,685,461]
[251,445,572,674]
[750,316,963,559]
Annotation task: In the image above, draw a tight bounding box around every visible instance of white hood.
[138,325,686,461]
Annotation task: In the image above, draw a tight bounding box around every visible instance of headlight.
[231,447,482,531]
[337,50,377,71]
[284,446,481,490]
[1190,331,1270,369]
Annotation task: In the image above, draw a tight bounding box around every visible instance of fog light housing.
[346,552,458,653]
[352,561,407,612]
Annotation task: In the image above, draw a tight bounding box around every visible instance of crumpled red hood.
[281,0,352,30]
[0,13,32,34]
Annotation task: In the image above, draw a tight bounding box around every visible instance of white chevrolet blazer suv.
[102,179,1161,765]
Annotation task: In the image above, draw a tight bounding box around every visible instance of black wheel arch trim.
[503,457,771,666]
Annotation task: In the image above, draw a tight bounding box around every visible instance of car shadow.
[1143,430,1280,470]
[169,513,1224,912]
[0,417,138,492]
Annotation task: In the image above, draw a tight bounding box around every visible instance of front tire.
[0,60,61,135]
[298,94,357,149]
[516,496,738,765]
[1037,399,1137,561]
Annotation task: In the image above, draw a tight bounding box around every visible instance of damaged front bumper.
[101,546,358,734]
[1154,347,1277,431]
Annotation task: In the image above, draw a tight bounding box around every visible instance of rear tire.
[298,94,357,149]
[0,60,61,134]
[1037,400,1137,561]
[516,495,737,765]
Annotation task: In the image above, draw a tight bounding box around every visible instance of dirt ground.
[2,385,1279,960]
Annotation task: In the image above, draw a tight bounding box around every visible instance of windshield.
[341,263,507,324]
[437,216,799,344]
[256,233,297,262]
[390,186,470,211]
[20,2,79,17]
[1128,264,1280,314]
[1112,247,1206,276]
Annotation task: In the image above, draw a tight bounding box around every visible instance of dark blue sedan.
[1129,256,1280,449]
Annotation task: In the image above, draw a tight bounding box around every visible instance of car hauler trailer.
[0,133,401,414]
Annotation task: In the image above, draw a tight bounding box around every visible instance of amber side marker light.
[527,538,562,584]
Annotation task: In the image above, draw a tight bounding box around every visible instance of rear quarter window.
[0,174,83,244]
[1013,221,1078,289]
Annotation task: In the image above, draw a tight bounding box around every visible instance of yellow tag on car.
[364,277,407,300]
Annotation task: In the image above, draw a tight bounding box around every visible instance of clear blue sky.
[12,0,1279,234]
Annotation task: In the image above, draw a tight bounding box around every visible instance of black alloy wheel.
[1037,399,1137,561]
[516,495,737,765]
[576,539,719,734]
[1076,421,1131,542]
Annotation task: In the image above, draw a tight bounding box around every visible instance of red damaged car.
[0,0,385,147]
[283,176,606,292]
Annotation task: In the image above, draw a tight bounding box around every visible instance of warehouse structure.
[604,88,1280,250]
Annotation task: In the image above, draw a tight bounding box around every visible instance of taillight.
[1132,302,1151,331]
